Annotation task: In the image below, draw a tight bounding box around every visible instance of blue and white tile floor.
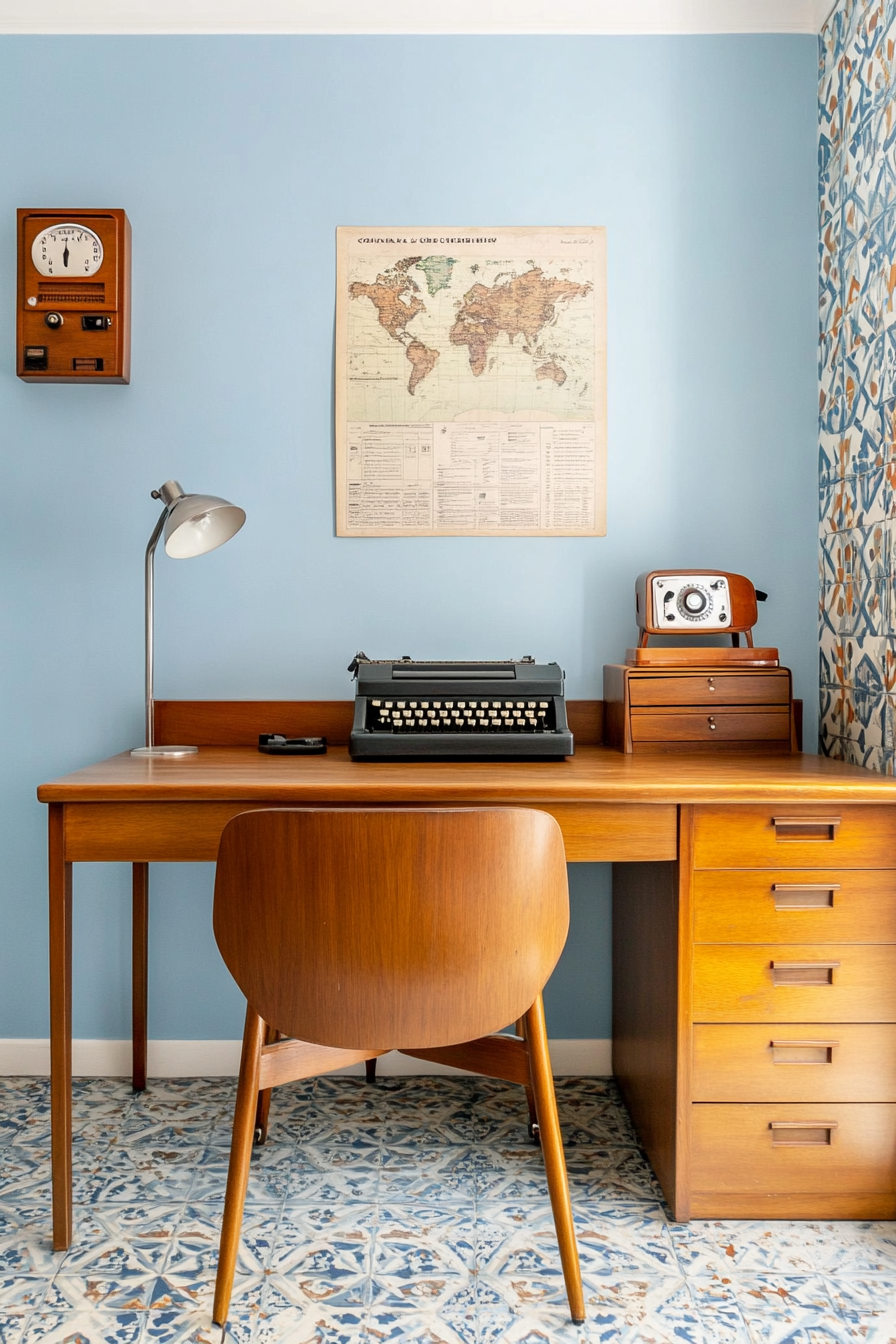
[1,1073,896,1342]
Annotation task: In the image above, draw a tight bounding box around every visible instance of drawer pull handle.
[772,816,841,841]
[771,1039,839,1064]
[708,716,717,730]
[770,1120,838,1147]
[772,883,840,910]
[771,960,840,986]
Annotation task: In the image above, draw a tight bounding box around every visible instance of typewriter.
[348,654,574,760]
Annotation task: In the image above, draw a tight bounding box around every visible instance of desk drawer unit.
[691,804,896,1218]
[612,802,896,1220]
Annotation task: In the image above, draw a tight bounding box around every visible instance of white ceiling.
[0,0,837,35]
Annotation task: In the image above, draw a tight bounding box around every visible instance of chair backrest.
[213,807,569,1051]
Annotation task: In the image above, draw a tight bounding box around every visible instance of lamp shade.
[163,492,246,559]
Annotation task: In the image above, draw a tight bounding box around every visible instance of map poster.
[335,226,606,537]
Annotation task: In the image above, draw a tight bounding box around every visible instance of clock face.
[31,223,103,278]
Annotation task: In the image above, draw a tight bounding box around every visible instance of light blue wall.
[0,35,818,1044]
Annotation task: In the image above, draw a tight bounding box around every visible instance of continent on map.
[348,271,425,339]
[406,339,439,394]
[349,264,440,395]
[414,256,456,296]
[536,360,567,387]
[449,267,592,378]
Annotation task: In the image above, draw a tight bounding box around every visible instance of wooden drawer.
[631,706,791,743]
[691,1103,896,1217]
[692,944,896,1021]
[692,1024,896,1101]
[692,869,896,944]
[629,672,790,707]
[693,804,896,869]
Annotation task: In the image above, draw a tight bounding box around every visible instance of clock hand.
[62,242,70,267]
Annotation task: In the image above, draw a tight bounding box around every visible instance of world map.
[346,253,596,424]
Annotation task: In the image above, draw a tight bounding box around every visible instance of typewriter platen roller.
[348,655,574,760]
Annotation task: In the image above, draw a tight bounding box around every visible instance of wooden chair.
[210,807,585,1326]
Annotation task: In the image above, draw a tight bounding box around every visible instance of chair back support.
[213,807,569,1051]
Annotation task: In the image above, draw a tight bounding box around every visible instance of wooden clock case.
[17,208,131,384]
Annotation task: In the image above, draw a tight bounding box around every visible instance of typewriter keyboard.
[366,698,557,734]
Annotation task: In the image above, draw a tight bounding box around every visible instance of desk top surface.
[36,745,896,806]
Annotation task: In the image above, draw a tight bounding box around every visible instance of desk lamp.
[131,480,246,757]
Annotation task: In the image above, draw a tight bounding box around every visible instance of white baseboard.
[0,1037,612,1078]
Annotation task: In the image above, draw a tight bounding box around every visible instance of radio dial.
[677,585,710,620]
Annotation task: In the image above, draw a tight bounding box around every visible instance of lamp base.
[130,745,199,757]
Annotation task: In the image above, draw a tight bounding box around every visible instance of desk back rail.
[153,700,606,747]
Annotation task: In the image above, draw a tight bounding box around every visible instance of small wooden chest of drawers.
[603,665,796,753]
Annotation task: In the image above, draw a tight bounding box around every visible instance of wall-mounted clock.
[17,208,131,383]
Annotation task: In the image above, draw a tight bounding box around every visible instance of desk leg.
[132,864,149,1092]
[49,804,73,1251]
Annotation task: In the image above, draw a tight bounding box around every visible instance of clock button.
[44,312,63,329]
[81,314,110,331]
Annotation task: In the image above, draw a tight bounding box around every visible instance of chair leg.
[365,1057,378,1084]
[515,1016,539,1141]
[253,1023,281,1144]
[213,1005,265,1327]
[524,994,585,1325]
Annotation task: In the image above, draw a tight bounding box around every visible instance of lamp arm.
[143,508,168,749]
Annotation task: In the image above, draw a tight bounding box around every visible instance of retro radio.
[635,570,766,647]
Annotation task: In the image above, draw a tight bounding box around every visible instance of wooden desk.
[37,701,896,1248]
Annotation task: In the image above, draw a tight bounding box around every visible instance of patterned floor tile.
[378,1146,477,1203]
[164,1205,276,1279]
[18,1310,144,1342]
[0,1316,26,1344]
[142,1311,223,1343]
[59,1205,185,1277]
[364,1302,478,1342]
[476,1308,591,1342]
[825,1274,896,1328]
[369,1203,477,1311]
[0,1206,60,1277]
[670,1220,896,1278]
[70,1145,201,1207]
[576,1274,747,1343]
[42,1276,158,1313]
[730,1275,841,1342]
[261,1213,373,1308]
[0,1280,48,1317]
[190,1145,302,1206]
[226,1302,367,1343]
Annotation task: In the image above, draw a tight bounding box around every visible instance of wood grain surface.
[692,1024,896,1102]
[692,869,896,944]
[691,1102,896,1210]
[693,803,896,866]
[692,943,896,1022]
[213,808,570,1050]
[38,745,896,805]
